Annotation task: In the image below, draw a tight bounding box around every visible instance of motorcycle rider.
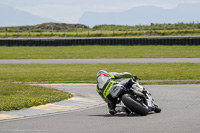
[96,70,136,115]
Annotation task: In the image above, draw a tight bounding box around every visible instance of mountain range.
[0,3,199,27]
[0,4,54,27]
[78,3,200,27]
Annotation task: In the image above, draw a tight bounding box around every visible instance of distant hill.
[78,3,200,27]
[0,22,88,31]
[0,4,55,27]
[33,23,88,30]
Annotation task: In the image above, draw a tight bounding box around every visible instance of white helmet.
[97,70,109,89]
[97,70,107,77]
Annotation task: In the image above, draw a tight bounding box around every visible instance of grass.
[1,30,200,38]
[1,22,200,31]
[0,82,72,111]
[0,45,199,111]
[0,46,200,59]
[0,63,199,111]
[1,22,200,38]
[0,63,199,83]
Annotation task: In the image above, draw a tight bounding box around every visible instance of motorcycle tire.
[122,94,148,116]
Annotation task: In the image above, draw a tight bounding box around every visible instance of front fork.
[135,89,157,111]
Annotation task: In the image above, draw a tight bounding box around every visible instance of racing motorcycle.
[109,76,161,116]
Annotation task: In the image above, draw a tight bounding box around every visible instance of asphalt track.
[1,84,200,133]
[0,58,200,64]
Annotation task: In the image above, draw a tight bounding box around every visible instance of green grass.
[0,63,199,111]
[1,30,200,38]
[0,45,199,111]
[0,46,200,59]
[0,82,72,111]
[0,63,199,82]
[1,22,200,38]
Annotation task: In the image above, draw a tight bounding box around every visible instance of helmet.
[97,70,109,89]
[97,70,107,77]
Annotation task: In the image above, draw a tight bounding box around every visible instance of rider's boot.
[115,106,131,114]
[109,109,116,115]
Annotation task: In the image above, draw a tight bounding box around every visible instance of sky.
[0,0,200,24]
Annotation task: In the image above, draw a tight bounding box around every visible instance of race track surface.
[0,58,200,64]
[0,84,200,133]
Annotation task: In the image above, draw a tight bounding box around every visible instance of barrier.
[0,37,199,46]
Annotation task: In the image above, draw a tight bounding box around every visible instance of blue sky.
[0,0,199,23]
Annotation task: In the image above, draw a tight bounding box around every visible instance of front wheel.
[122,94,149,116]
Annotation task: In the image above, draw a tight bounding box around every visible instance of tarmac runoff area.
[0,58,200,64]
[0,84,200,133]
[0,84,105,121]
[1,84,200,133]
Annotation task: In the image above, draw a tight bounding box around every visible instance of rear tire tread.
[122,94,148,116]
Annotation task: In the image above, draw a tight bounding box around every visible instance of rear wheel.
[122,94,149,116]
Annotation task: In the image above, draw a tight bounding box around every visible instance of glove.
[133,75,138,79]
[133,75,141,80]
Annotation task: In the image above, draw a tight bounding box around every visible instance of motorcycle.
[109,76,161,116]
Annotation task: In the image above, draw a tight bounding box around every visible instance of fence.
[0,37,199,46]
[0,22,200,37]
